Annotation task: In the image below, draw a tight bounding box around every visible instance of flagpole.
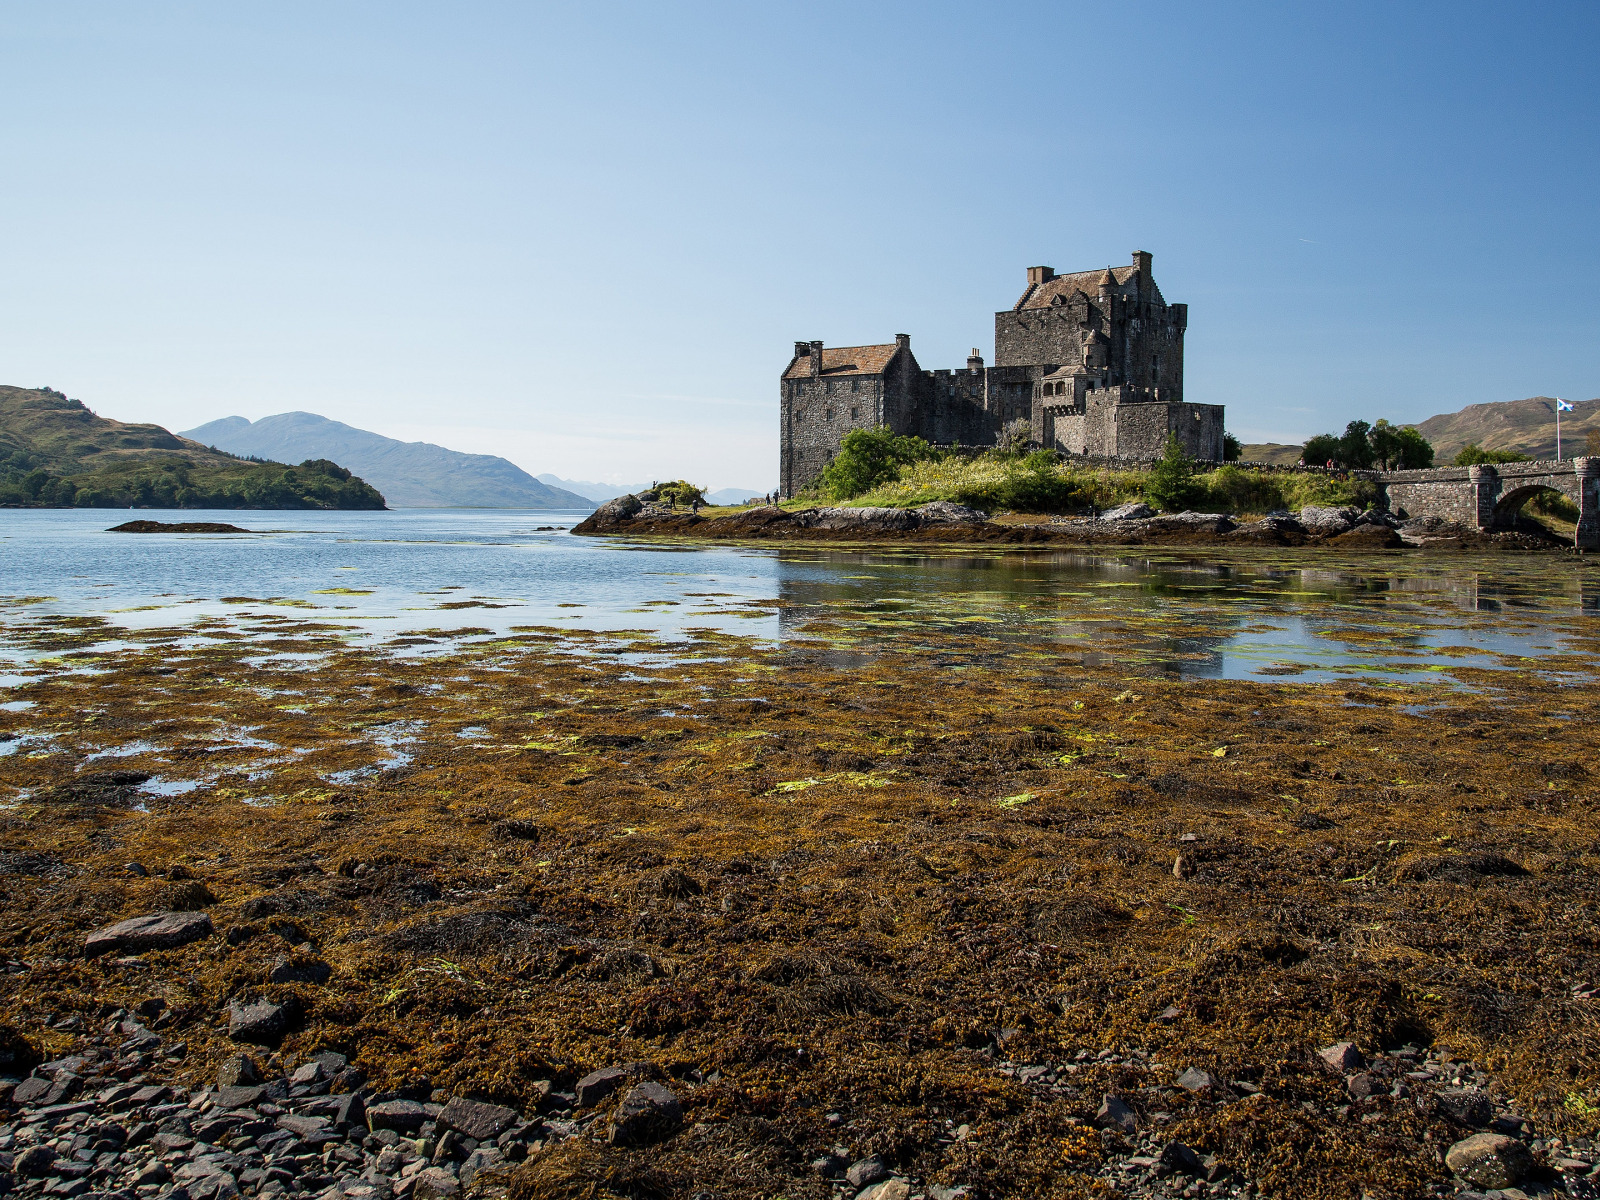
[1557,400,1562,461]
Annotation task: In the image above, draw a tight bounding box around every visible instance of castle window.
[826,407,834,421]
[850,406,859,420]
[851,379,860,392]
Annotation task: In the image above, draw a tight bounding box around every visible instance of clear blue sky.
[2,2,1595,488]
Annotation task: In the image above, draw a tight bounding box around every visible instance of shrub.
[1143,434,1203,512]
[819,427,934,501]
[1223,433,1243,461]
[1452,444,1526,466]
[655,479,707,507]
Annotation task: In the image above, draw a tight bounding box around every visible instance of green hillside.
[1411,396,1600,462]
[0,386,385,509]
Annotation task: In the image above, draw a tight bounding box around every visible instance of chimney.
[794,340,811,361]
[967,348,984,372]
[809,339,823,376]
[1027,266,1055,286]
[894,334,910,351]
[1132,250,1152,277]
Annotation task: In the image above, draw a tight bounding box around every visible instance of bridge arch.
[1377,457,1599,549]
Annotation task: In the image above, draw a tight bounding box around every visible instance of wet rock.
[368,1099,430,1133]
[438,1096,518,1141]
[458,1146,504,1190]
[1317,1042,1364,1073]
[1175,1067,1215,1092]
[410,1166,461,1200]
[846,1154,890,1188]
[1435,1088,1494,1128]
[1095,1094,1138,1135]
[913,501,989,524]
[608,1081,682,1146]
[1327,524,1403,549]
[267,954,332,986]
[226,998,288,1043]
[593,495,642,522]
[574,1066,629,1109]
[1157,1141,1205,1177]
[84,911,214,957]
[1298,505,1360,533]
[1444,1133,1534,1189]
[217,1053,261,1087]
[1101,502,1154,521]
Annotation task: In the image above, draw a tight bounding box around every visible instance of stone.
[217,1054,261,1088]
[213,1085,265,1109]
[1175,1067,1215,1093]
[226,999,288,1044]
[84,911,213,957]
[846,1155,890,1188]
[438,1097,518,1142]
[1155,1004,1181,1022]
[367,1100,430,1134]
[333,1091,367,1129]
[1346,1073,1383,1099]
[1436,1088,1494,1128]
[607,1082,682,1147]
[1317,1042,1364,1074]
[1327,524,1403,549]
[267,956,332,986]
[458,1147,504,1190]
[574,1067,629,1109]
[409,1167,460,1200]
[592,494,643,522]
[1101,502,1155,521]
[1298,505,1360,533]
[276,1114,330,1139]
[859,1182,912,1200]
[11,1077,53,1106]
[15,1146,57,1176]
[289,1061,326,1086]
[1444,1133,1535,1189]
[1157,1141,1205,1178]
[913,502,988,524]
[1095,1095,1137,1135]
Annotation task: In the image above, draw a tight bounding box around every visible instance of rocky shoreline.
[572,497,1561,551]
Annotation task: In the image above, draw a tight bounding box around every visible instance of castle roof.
[1015,265,1164,310]
[783,343,900,380]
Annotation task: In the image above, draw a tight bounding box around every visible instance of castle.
[779,251,1224,497]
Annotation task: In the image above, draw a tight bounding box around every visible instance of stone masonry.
[780,252,1225,496]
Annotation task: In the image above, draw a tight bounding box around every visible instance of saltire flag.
[1557,399,1575,411]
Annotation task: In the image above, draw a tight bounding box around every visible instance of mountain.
[535,474,652,503]
[707,487,767,505]
[183,413,594,509]
[0,386,384,509]
[1411,396,1600,462]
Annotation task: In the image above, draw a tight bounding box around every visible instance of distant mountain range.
[537,475,768,506]
[1412,396,1600,462]
[183,413,594,509]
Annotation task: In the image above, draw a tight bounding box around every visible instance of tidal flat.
[2,522,1599,1200]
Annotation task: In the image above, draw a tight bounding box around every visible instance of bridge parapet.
[1377,457,1598,549]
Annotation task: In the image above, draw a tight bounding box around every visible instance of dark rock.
[459,1147,504,1190]
[276,1115,329,1139]
[1346,1073,1383,1099]
[1435,1088,1494,1128]
[1175,1067,1215,1092]
[84,912,213,957]
[811,1154,848,1178]
[574,1067,629,1109]
[15,1147,56,1177]
[1157,1142,1205,1178]
[410,1167,460,1200]
[213,1085,264,1109]
[330,1067,367,1095]
[438,1097,518,1142]
[1444,1133,1534,1189]
[607,1082,682,1146]
[1095,1094,1138,1135]
[266,955,331,986]
[333,1090,366,1129]
[1316,1042,1364,1073]
[366,1100,429,1133]
[913,501,988,524]
[216,1054,261,1088]
[11,1076,53,1107]
[845,1155,890,1188]
[1326,524,1403,549]
[109,521,249,534]
[226,999,288,1044]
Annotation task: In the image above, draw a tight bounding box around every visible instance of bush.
[655,480,706,507]
[1452,443,1526,466]
[1223,433,1243,461]
[1143,434,1203,512]
[1198,464,1285,514]
[820,427,934,501]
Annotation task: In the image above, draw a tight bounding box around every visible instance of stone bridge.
[1378,457,1599,549]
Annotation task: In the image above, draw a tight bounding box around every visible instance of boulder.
[410,1166,461,1200]
[11,1077,54,1107]
[859,1182,912,1200]
[1444,1133,1534,1189]
[1095,1094,1137,1135]
[1345,1073,1383,1099]
[438,1096,518,1142]
[596,495,643,521]
[1326,523,1403,549]
[226,999,289,1044]
[458,1147,505,1190]
[846,1155,890,1188]
[574,1066,629,1109]
[1157,1141,1206,1178]
[267,955,332,986]
[367,1099,430,1133]
[84,911,213,957]
[15,1146,58,1177]
[799,506,922,532]
[1143,512,1236,535]
[217,1053,261,1088]
[1298,505,1361,533]
[1100,502,1154,521]
[608,1081,682,1146]
[913,501,989,524]
[1317,1042,1364,1073]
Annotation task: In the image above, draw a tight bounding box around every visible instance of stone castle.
[780,251,1224,496]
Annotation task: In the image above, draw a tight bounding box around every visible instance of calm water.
[0,508,1595,686]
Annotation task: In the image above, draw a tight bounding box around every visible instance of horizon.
[1,2,1596,487]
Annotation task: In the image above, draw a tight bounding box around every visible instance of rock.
[1101,502,1154,521]
[458,1147,504,1190]
[333,1090,367,1128]
[1298,505,1360,533]
[1157,1141,1205,1177]
[226,998,289,1043]
[574,1067,629,1109]
[608,1081,682,1146]
[1346,1073,1383,1098]
[595,495,643,522]
[276,1114,330,1139]
[267,955,332,986]
[1326,524,1403,549]
[14,1146,56,1176]
[213,1084,265,1109]
[1155,1004,1181,1022]
[913,501,989,524]
[84,911,214,957]
[846,1154,891,1188]
[1317,1042,1364,1073]
[288,1061,326,1086]
[1095,1095,1137,1135]
[438,1096,518,1142]
[798,506,923,532]
[217,1053,261,1087]
[1435,1088,1494,1128]
[11,1076,53,1106]
[1444,1133,1535,1189]
[859,1181,912,1200]
[1175,1067,1215,1092]
[410,1167,461,1200]
[928,1188,970,1200]
[368,1100,431,1133]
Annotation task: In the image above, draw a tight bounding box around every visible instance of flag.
[1556,399,1575,411]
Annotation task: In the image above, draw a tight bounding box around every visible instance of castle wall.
[780,368,888,497]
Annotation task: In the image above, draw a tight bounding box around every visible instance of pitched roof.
[1015,265,1165,311]
[783,343,900,380]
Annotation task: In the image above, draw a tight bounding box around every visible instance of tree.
[656,479,706,507]
[1222,433,1243,461]
[1452,444,1526,466]
[1586,427,1600,456]
[1337,420,1375,469]
[995,418,1033,455]
[1389,426,1434,469]
[820,427,933,500]
[1144,433,1202,512]
[1302,434,1341,466]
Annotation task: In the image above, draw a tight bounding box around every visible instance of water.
[0,508,1595,686]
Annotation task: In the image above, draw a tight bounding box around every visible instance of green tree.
[1144,433,1202,512]
[1337,420,1375,469]
[1389,425,1434,469]
[1222,433,1243,461]
[1302,433,1340,465]
[1452,443,1526,466]
[656,479,706,507]
[820,427,933,501]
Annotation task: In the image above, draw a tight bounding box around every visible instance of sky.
[1,2,1596,490]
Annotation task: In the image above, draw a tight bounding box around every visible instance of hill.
[1411,396,1600,462]
[0,387,385,509]
[185,413,593,509]
[1239,443,1305,466]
